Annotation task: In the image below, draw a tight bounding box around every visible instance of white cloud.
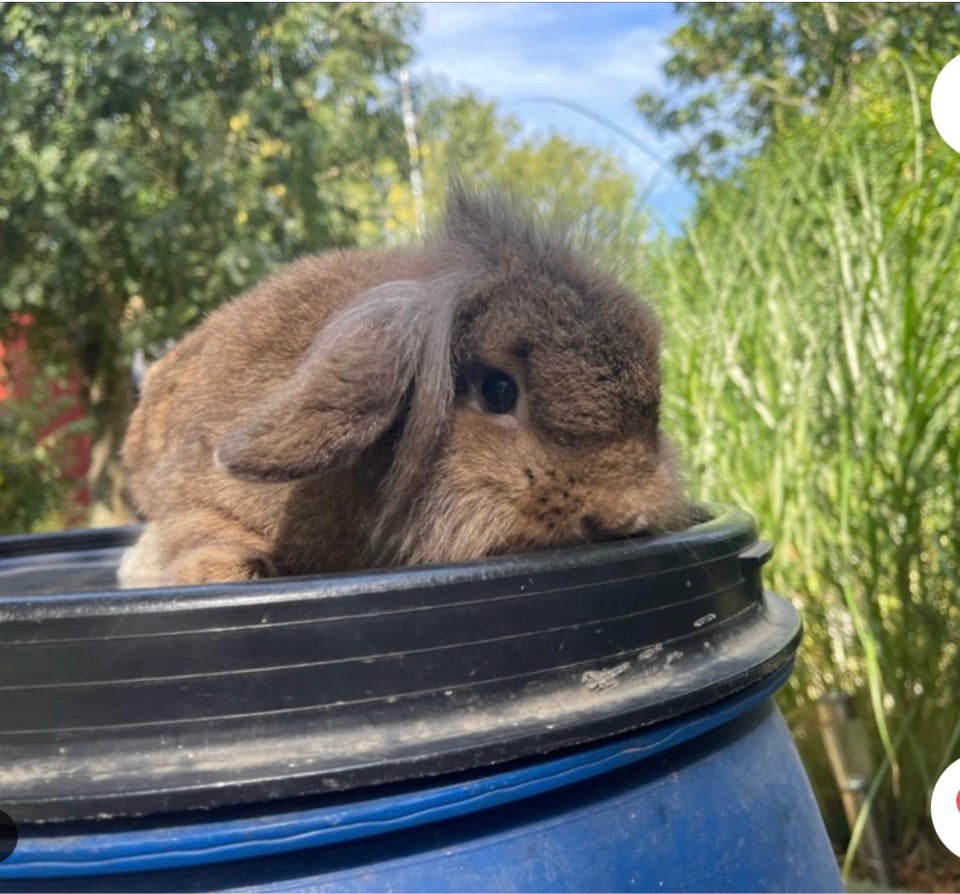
[414,2,559,40]
[408,2,694,230]
[412,4,669,102]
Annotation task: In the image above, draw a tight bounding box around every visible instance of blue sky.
[408,2,695,231]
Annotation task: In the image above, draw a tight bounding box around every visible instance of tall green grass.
[648,59,960,868]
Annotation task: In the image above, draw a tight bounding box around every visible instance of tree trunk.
[86,368,137,528]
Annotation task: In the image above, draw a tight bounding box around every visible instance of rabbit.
[118,185,688,587]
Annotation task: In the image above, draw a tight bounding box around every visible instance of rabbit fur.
[118,186,688,587]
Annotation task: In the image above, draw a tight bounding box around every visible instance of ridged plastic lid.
[0,505,798,821]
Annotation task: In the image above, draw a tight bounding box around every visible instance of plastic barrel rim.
[0,504,798,822]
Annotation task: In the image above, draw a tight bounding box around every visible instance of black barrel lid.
[0,504,798,822]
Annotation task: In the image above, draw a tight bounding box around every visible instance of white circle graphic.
[932,55,960,153]
[930,757,960,858]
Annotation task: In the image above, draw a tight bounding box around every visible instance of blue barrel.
[0,506,841,891]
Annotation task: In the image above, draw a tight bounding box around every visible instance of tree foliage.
[0,2,416,519]
[636,2,960,180]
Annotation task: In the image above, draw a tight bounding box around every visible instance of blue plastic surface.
[237,704,838,894]
[2,662,841,892]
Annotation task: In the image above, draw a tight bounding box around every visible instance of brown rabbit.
[119,186,687,587]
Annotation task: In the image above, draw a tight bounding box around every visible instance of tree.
[0,2,416,522]
[636,2,960,180]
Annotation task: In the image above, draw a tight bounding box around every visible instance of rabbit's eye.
[480,370,518,414]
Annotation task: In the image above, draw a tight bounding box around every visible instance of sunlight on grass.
[646,58,960,872]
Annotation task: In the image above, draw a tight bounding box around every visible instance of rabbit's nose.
[581,512,652,542]
[580,515,629,542]
[579,515,609,541]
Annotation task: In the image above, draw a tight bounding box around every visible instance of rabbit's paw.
[172,543,280,585]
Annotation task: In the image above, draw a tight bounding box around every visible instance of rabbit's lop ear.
[217,280,445,481]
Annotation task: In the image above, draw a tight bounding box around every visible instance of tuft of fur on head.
[436,179,589,284]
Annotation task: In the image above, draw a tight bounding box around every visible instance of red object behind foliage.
[1,314,92,524]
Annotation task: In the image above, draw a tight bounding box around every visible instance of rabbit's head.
[216,186,687,567]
